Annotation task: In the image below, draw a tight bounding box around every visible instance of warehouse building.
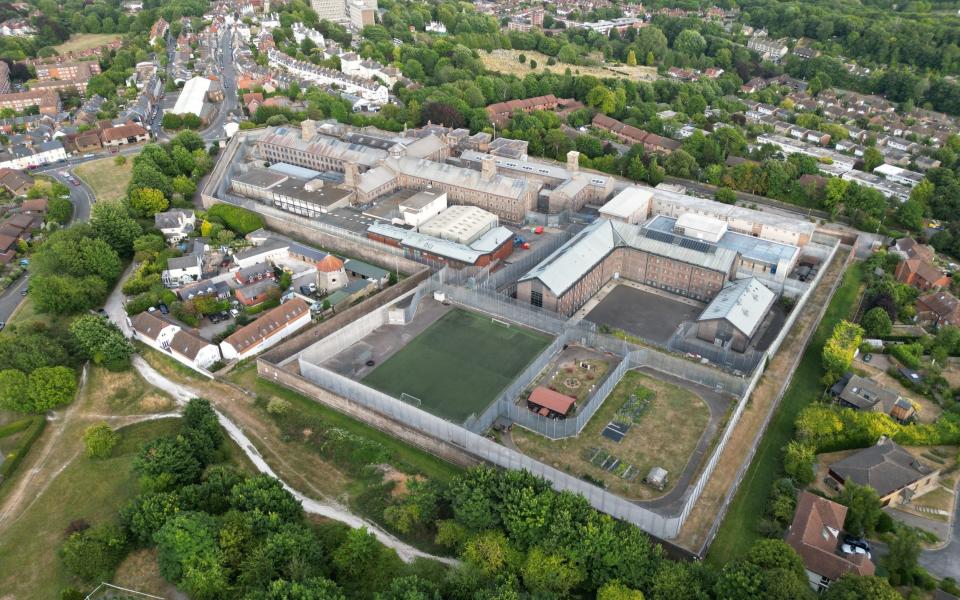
[418,205,499,244]
[398,189,447,227]
[696,277,776,352]
[598,186,653,224]
[367,221,514,268]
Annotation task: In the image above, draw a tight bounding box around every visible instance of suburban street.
[918,492,960,580]
[0,167,95,324]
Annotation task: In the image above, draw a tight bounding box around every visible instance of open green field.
[513,370,709,499]
[706,261,864,565]
[362,309,552,423]
[74,155,134,204]
[53,34,119,55]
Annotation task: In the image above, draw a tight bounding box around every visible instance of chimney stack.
[300,119,317,140]
[344,162,359,187]
[567,150,580,172]
[481,155,497,181]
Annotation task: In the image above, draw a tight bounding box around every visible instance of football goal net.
[400,392,423,408]
[491,317,511,329]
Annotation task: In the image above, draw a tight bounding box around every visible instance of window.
[531,290,543,308]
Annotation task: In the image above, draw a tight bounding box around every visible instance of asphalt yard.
[584,284,703,345]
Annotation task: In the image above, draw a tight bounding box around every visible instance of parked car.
[842,534,871,553]
[863,353,873,363]
[0,321,5,331]
[840,543,871,559]
[158,303,169,315]
[229,308,239,317]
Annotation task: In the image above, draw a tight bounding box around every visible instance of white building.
[220,298,312,360]
[0,140,66,170]
[233,238,290,269]
[155,209,196,241]
[291,22,325,46]
[418,204,499,244]
[162,254,202,287]
[260,12,281,30]
[129,311,221,371]
[426,21,447,34]
[674,213,729,243]
[599,186,652,224]
[339,54,400,87]
[267,49,389,104]
[399,189,447,227]
[169,76,211,117]
[874,164,924,188]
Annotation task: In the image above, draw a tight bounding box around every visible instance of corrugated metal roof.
[697,277,775,337]
[518,219,620,296]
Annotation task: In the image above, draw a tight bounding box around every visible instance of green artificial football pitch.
[362,308,552,423]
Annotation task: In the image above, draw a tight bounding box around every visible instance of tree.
[884,526,920,585]
[821,575,900,600]
[69,315,134,370]
[83,423,121,458]
[861,306,893,337]
[896,198,924,232]
[0,369,28,412]
[649,561,710,600]
[332,527,380,581]
[163,113,183,130]
[419,102,465,128]
[86,74,115,98]
[863,147,884,172]
[838,482,883,537]
[664,149,698,178]
[783,441,816,485]
[120,491,183,545]
[674,29,706,56]
[173,175,197,198]
[59,522,127,583]
[27,366,77,413]
[626,50,637,66]
[463,530,518,577]
[646,157,665,187]
[520,547,585,596]
[134,436,203,492]
[229,474,301,524]
[597,581,645,600]
[114,155,127,166]
[377,575,440,600]
[154,511,220,584]
[715,187,737,204]
[586,85,617,114]
[48,197,73,224]
[821,320,863,385]
[128,187,169,217]
[257,578,346,599]
[90,201,142,256]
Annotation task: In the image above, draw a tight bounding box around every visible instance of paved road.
[918,488,960,579]
[0,167,95,324]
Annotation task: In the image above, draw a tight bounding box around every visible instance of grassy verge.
[74,156,134,204]
[0,416,255,599]
[53,33,119,54]
[0,416,45,482]
[706,261,864,565]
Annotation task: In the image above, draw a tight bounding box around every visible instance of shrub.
[266,397,292,416]
[862,306,893,337]
[890,342,923,369]
[83,423,121,459]
[205,203,264,235]
[59,522,128,582]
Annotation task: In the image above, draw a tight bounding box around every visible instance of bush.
[862,306,893,337]
[266,397,292,416]
[205,203,265,235]
[59,522,128,582]
[83,423,121,459]
[890,342,923,369]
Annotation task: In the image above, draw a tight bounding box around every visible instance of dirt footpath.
[674,247,852,552]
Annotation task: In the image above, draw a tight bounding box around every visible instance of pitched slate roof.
[829,438,934,497]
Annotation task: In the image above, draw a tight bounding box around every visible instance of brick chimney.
[567,150,580,172]
[300,119,316,139]
[481,155,496,181]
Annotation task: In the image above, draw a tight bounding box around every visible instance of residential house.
[162,254,202,287]
[592,114,681,154]
[219,298,312,360]
[232,238,289,268]
[235,279,278,306]
[828,437,940,506]
[100,122,150,148]
[235,261,275,285]
[128,310,179,349]
[168,329,221,369]
[20,197,47,218]
[916,291,960,328]
[177,278,231,301]
[895,258,949,290]
[829,373,915,423]
[785,491,875,592]
[0,168,33,195]
[891,238,935,262]
[155,209,195,241]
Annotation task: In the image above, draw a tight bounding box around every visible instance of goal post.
[400,392,423,408]
[491,317,511,329]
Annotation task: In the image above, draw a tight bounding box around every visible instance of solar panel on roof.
[679,238,715,254]
[644,229,676,244]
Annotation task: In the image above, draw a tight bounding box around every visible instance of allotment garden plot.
[511,370,712,500]
[351,307,552,423]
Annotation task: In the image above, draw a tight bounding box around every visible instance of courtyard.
[584,283,703,345]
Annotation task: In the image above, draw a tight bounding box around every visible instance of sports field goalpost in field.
[491,317,511,328]
[400,392,423,408]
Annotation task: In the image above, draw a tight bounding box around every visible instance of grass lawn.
[74,155,134,204]
[512,370,710,499]
[0,418,181,599]
[480,49,658,81]
[361,309,552,423]
[53,34,119,55]
[705,261,864,566]
[7,292,54,328]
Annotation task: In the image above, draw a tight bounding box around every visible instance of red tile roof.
[785,492,875,581]
[528,386,576,416]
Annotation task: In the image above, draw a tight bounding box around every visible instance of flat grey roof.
[647,215,798,267]
[234,167,287,189]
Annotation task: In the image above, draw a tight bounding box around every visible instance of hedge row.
[0,416,46,481]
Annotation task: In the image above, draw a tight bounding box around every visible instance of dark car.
[158,303,169,315]
[842,534,871,552]
[0,321,5,331]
